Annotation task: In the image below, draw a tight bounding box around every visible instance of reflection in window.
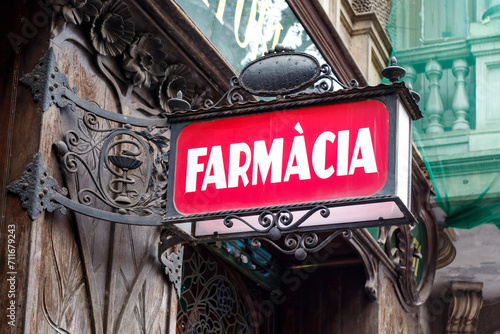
[388,0,473,49]
[175,0,327,73]
[423,0,468,41]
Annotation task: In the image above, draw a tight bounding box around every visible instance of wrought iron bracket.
[13,48,179,289]
[21,48,169,127]
[12,48,171,224]
[8,152,164,225]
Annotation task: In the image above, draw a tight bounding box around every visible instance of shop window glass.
[175,0,326,73]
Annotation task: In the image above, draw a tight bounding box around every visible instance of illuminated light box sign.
[166,86,420,240]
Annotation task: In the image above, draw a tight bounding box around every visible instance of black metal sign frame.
[166,86,420,232]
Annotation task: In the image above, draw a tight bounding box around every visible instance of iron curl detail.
[56,115,169,217]
[277,210,293,226]
[258,210,275,229]
[251,229,352,261]
[202,48,360,108]
[314,64,359,92]
[222,205,331,236]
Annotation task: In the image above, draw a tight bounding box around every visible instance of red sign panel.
[173,100,389,214]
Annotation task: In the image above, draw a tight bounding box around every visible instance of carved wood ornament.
[8,0,233,332]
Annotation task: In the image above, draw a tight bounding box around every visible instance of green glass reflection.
[175,0,326,73]
[387,0,500,231]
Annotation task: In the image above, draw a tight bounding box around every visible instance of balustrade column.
[425,60,444,134]
[404,64,417,87]
[451,59,471,131]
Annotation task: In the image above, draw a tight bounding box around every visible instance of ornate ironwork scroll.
[204,44,359,108]
[223,206,332,239]
[217,207,353,260]
[252,229,353,261]
[12,48,168,226]
[57,123,169,219]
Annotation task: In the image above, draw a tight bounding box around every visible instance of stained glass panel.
[177,246,261,333]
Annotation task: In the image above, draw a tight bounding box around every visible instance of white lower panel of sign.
[191,200,404,237]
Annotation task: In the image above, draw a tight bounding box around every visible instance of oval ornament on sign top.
[239,51,321,96]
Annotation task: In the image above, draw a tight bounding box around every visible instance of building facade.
[390,0,500,332]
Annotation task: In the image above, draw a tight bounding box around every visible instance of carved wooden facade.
[1,1,234,332]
